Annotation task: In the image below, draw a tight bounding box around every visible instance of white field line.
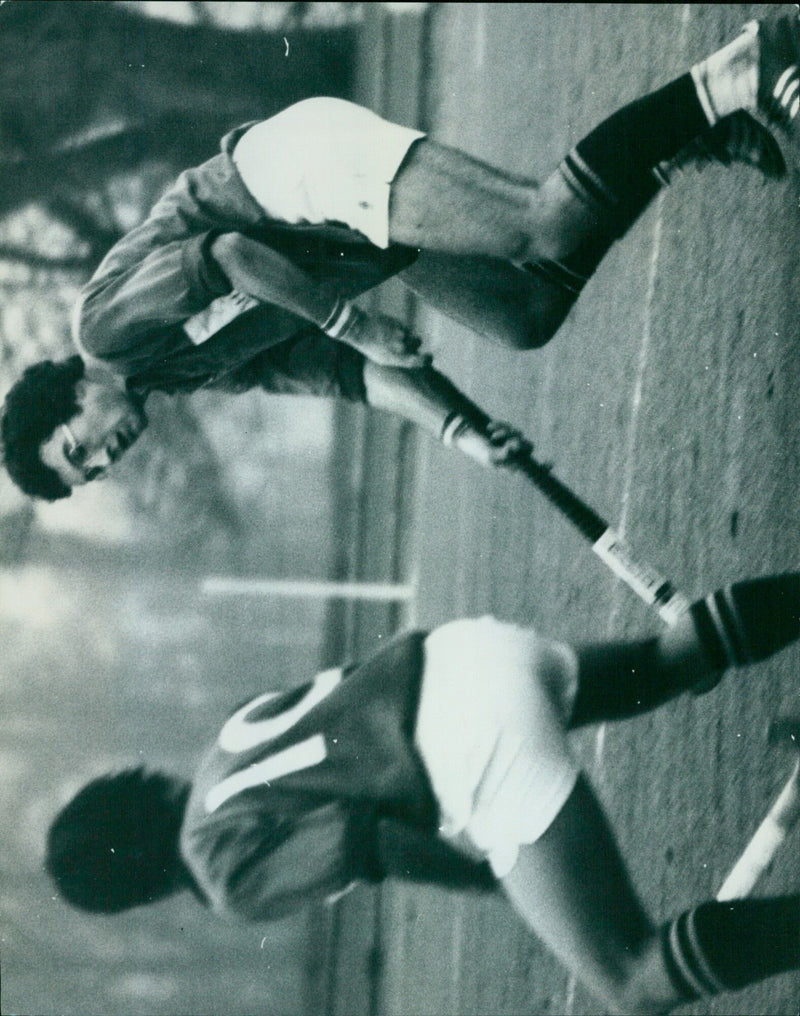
[592,202,666,771]
[565,9,692,1012]
[567,189,666,1012]
[592,5,692,759]
[473,3,486,71]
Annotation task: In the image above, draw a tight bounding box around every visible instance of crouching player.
[46,575,800,1014]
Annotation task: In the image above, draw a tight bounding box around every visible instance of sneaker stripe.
[773,65,800,121]
[703,588,752,667]
[773,65,797,101]
[561,150,621,212]
[780,74,799,108]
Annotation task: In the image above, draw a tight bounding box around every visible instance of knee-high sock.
[569,573,800,727]
[563,73,709,233]
[528,74,709,301]
[690,573,800,671]
[570,639,675,728]
[661,896,800,1002]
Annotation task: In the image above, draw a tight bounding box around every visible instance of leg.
[390,139,548,261]
[501,774,669,1015]
[389,73,709,265]
[387,77,706,350]
[569,573,800,728]
[392,112,780,350]
[389,26,784,343]
[389,137,630,265]
[503,776,800,1015]
[398,251,577,350]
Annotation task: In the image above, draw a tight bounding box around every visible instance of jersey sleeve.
[184,799,379,924]
[77,232,231,363]
[375,817,497,892]
[209,325,368,402]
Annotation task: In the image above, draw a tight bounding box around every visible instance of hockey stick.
[716,718,800,900]
[428,368,690,625]
[507,448,691,626]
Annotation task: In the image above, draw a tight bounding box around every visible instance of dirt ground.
[2,6,797,1016]
[356,5,800,1015]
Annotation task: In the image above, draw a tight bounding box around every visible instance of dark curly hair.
[0,355,85,500]
[46,767,189,914]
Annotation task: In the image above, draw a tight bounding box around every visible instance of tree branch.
[0,243,94,272]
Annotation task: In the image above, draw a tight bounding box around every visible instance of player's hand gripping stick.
[425,364,689,625]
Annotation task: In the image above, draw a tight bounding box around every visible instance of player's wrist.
[440,412,495,466]
[440,411,473,447]
[321,297,361,340]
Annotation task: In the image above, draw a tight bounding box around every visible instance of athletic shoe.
[654,110,787,185]
[754,11,800,165]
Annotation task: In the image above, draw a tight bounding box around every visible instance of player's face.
[39,371,148,488]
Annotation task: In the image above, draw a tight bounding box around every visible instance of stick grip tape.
[592,528,691,627]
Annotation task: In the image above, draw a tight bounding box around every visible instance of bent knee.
[500,275,578,350]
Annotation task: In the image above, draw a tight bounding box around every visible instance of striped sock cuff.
[772,65,800,124]
[560,148,622,219]
[661,910,728,1001]
[689,585,755,670]
[525,257,589,295]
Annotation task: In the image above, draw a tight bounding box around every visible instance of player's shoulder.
[179,796,288,921]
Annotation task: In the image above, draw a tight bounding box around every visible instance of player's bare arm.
[210,232,427,369]
[363,360,530,470]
